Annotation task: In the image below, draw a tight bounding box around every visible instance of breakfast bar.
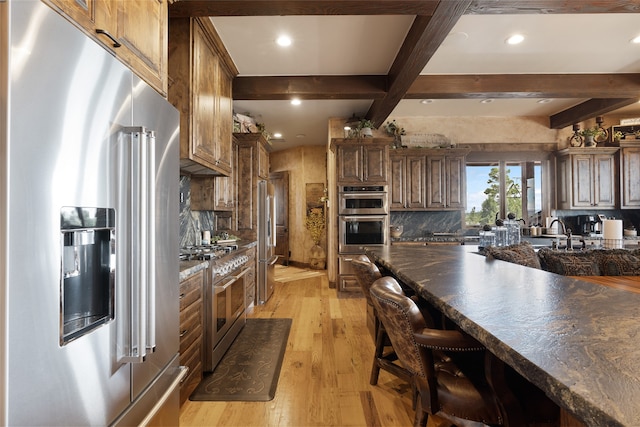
[365,244,640,427]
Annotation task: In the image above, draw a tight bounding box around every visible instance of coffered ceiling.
[169,1,640,151]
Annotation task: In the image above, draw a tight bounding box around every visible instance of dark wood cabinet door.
[406,155,426,209]
[426,155,446,209]
[337,145,363,183]
[446,154,466,209]
[270,171,290,266]
[363,145,388,183]
[389,154,406,209]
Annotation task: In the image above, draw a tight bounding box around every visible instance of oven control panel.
[211,254,249,277]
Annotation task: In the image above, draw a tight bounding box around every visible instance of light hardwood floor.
[179,265,428,427]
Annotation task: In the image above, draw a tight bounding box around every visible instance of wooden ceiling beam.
[406,74,640,99]
[169,0,640,17]
[468,0,640,14]
[366,0,472,127]
[232,73,640,100]
[169,1,440,17]
[550,98,640,129]
[233,75,388,100]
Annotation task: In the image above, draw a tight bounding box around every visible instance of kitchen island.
[365,244,640,427]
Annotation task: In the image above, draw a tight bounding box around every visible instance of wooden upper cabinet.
[390,153,426,210]
[44,0,168,96]
[168,17,237,176]
[389,148,467,211]
[620,143,640,209]
[234,133,271,238]
[444,154,466,209]
[334,140,390,184]
[115,0,167,96]
[389,154,406,209]
[555,147,618,209]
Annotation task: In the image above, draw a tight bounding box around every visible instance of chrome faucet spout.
[549,218,566,235]
[549,218,573,250]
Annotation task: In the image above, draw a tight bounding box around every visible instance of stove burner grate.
[179,244,238,261]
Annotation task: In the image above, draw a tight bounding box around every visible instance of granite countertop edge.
[364,245,638,427]
[179,260,209,281]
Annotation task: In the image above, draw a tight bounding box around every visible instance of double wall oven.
[338,185,389,253]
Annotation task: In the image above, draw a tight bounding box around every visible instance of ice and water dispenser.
[60,207,115,345]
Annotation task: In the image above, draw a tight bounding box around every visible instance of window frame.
[465,150,554,229]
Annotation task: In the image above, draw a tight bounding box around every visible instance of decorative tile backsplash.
[390,211,463,237]
[179,175,215,247]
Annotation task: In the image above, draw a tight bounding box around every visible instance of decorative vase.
[584,135,595,147]
[361,127,373,138]
[309,244,326,270]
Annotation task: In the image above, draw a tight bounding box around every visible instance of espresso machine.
[576,214,606,235]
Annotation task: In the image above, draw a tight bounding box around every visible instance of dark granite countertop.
[365,244,640,427]
[179,260,208,281]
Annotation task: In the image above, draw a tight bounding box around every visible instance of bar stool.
[350,255,412,387]
[370,276,559,427]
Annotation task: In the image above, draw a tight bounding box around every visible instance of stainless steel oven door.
[338,191,388,215]
[338,215,389,253]
[211,268,248,352]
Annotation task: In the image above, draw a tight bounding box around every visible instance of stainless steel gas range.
[180,244,251,371]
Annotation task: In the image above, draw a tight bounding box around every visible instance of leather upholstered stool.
[351,255,413,387]
[369,276,551,427]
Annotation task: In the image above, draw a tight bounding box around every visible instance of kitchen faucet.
[549,218,573,250]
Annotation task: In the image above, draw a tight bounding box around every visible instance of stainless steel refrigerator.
[257,180,278,304]
[1,1,185,425]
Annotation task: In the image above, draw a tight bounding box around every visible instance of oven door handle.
[233,267,251,280]
[215,276,238,291]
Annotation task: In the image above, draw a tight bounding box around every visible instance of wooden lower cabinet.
[179,269,205,405]
[338,254,363,293]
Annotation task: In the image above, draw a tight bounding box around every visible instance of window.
[465,161,542,228]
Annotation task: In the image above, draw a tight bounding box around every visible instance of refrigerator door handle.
[138,366,188,427]
[118,126,157,363]
[268,255,279,266]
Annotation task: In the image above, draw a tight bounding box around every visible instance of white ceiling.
[211,13,640,151]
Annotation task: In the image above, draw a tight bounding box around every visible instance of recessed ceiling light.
[276,35,292,47]
[480,99,494,104]
[537,99,552,104]
[296,134,306,138]
[631,35,640,44]
[273,133,282,138]
[291,98,301,106]
[420,99,434,104]
[506,34,525,45]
